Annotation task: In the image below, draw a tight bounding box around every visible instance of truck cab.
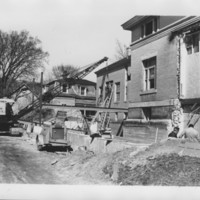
[0,99,15,134]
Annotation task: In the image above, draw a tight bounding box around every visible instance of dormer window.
[141,18,158,38]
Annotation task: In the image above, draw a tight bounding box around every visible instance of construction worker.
[177,124,200,142]
[168,127,179,138]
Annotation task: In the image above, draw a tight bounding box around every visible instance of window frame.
[62,84,69,93]
[80,86,86,96]
[115,82,121,102]
[185,32,200,54]
[141,18,157,38]
[143,57,157,91]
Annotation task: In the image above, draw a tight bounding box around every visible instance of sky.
[0,0,199,81]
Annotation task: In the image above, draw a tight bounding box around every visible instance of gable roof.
[45,78,96,87]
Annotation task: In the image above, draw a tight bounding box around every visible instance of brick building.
[116,15,200,143]
[95,56,131,121]
[95,57,130,135]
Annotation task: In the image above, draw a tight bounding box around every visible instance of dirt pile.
[117,153,200,185]
[102,140,200,186]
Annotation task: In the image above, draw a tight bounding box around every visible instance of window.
[115,113,118,121]
[193,33,199,53]
[80,87,86,96]
[185,33,199,54]
[115,82,120,102]
[143,57,156,91]
[62,84,68,93]
[141,18,157,38]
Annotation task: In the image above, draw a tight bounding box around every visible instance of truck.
[36,109,89,150]
[0,98,22,135]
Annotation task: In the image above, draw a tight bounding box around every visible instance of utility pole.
[32,78,35,125]
[39,72,43,126]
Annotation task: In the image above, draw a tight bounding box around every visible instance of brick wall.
[129,35,178,103]
[96,68,129,109]
[180,37,200,99]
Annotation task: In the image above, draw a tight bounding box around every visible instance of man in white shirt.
[177,124,200,142]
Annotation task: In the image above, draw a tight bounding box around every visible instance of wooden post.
[39,72,43,126]
[155,128,159,143]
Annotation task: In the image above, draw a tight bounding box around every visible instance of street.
[0,136,63,184]
[0,135,112,184]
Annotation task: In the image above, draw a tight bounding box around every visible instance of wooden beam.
[42,103,128,113]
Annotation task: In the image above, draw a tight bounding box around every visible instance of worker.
[168,127,179,138]
[177,124,200,142]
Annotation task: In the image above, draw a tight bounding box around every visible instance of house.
[95,56,131,120]
[94,56,130,136]
[120,15,200,143]
[44,78,96,106]
[9,82,40,115]
[44,78,97,118]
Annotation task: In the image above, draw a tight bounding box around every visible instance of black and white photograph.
[0,0,200,199]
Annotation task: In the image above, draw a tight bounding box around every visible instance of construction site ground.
[1,132,200,187]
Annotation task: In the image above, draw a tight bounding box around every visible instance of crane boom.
[13,56,108,120]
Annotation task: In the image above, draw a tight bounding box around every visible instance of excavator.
[13,56,108,121]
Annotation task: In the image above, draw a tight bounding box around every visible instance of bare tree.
[52,64,79,79]
[114,39,128,60]
[0,30,48,98]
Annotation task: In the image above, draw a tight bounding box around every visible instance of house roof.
[95,56,131,76]
[45,78,96,87]
[121,16,152,30]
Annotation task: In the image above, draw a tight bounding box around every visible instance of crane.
[13,57,108,121]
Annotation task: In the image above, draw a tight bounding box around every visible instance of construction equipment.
[13,57,108,121]
[0,98,22,135]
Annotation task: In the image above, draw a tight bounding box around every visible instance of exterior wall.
[129,35,178,103]
[131,16,184,43]
[96,68,130,109]
[180,35,200,99]
[131,24,142,42]
[123,119,170,143]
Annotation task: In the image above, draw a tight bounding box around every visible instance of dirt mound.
[103,140,200,186]
[117,153,200,185]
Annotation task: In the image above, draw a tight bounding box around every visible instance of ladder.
[99,88,113,130]
[90,86,113,136]
[13,57,108,121]
[97,73,107,106]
